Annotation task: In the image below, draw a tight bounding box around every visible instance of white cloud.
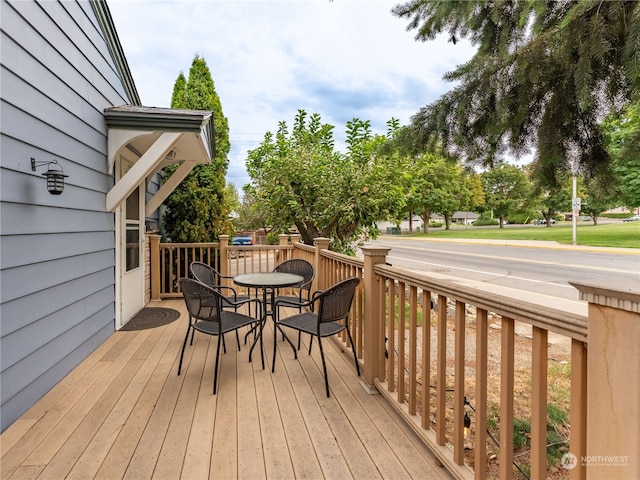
[108,0,476,188]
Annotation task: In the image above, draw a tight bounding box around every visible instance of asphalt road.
[363,237,640,301]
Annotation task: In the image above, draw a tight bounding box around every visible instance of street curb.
[377,235,640,255]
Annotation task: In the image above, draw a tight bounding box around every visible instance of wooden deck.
[1,299,450,480]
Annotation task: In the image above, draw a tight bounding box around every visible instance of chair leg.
[244,321,259,344]
[272,326,278,373]
[232,306,242,351]
[213,334,223,394]
[317,336,330,397]
[178,325,191,376]
[345,326,361,377]
[190,327,195,345]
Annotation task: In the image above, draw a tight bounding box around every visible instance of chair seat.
[273,294,305,307]
[193,311,256,336]
[278,312,346,337]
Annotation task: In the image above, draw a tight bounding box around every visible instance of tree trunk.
[295,221,320,245]
[423,208,431,234]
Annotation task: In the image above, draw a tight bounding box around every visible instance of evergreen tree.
[163,55,232,242]
[171,72,187,108]
[393,0,640,187]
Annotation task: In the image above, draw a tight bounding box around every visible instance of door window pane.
[125,185,140,272]
[126,223,139,271]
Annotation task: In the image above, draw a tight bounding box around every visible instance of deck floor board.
[1,299,450,480]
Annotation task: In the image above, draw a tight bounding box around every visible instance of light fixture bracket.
[31,157,68,195]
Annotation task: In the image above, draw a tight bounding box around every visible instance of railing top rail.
[294,242,315,253]
[375,263,588,342]
[226,245,293,251]
[160,242,219,248]
[320,249,365,269]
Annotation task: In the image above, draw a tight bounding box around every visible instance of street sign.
[572,197,581,211]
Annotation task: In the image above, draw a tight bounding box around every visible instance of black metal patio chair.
[178,278,261,394]
[272,277,361,397]
[190,261,259,347]
[272,258,315,346]
[272,258,315,310]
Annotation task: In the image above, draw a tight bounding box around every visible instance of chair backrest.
[179,278,222,322]
[273,259,315,290]
[190,261,221,287]
[315,277,360,324]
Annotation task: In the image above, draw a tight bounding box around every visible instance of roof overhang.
[104,105,215,215]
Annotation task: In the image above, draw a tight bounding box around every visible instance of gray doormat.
[120,307,181,331]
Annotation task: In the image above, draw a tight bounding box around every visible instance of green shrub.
[603,212,636,219]
[505,213,529,224]
[266,232,279,244]
[473,218,499,226]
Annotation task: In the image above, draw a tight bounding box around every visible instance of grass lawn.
[406,221,640,248]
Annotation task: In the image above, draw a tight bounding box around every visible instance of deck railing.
[367,261,588,480]
[148,235,640,479]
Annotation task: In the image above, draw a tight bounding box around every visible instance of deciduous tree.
[603,101,640,212]
[246,110,403,253]
[481,164,530,228]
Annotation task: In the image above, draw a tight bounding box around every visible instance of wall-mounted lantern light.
[31,157,68,195]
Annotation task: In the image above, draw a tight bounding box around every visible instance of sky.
[107,0,476,190]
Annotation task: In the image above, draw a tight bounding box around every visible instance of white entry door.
[118,160,144,328]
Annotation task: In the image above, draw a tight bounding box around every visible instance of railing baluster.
[409,285,418,415]
[475,308,488,480]
[500,316,515,480]
[436,294,447,446]
[378,276,387,383]
[531,326,549,478]
[388,281,395,393]
[169,248,175,294]
[398,282,406,404]
[454,300,465,465]
[421,290,431,430]
[570,339,587,480]
[357,272,364,358]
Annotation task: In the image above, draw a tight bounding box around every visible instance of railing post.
[289,234,301,244]
[312,237,330,291]
[289,234,301,258]
[149,234,161,301]
[571,281,640,479]
[219,235,229,285]
[278,234,289,263]
[360,246,390,393]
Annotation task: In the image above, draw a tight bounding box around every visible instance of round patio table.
[234,272,303,369]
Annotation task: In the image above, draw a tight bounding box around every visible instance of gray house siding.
[0,0,134,431]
